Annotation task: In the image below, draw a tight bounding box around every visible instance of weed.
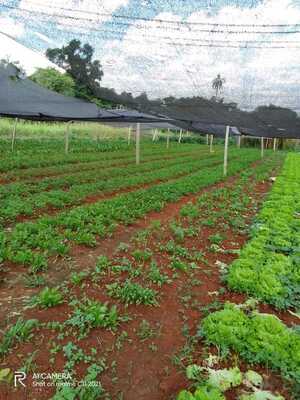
[208,233,224,245]
[23,274,46,288]
[136,320,157,341]
[107,280,158,306]
[148,261,171,286]
[70,271,88,285]
[131,248,152,262]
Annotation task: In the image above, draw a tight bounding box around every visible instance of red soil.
[0,161,295,400]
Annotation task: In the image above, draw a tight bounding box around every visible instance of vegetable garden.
[0,137,299,400]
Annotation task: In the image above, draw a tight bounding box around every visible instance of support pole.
[206,134,209,145]
[224,125,230,177]
[152,129,156,142]
[261,137,264,158]
[178,129,182,143]
[210,134,214,153]
[167,129,170,149]
[65,121,72,155]
[128,126,132,145]
[237,135,241,148]
[136,123,140,165]
[11,117,18,152]
[273,138,277,152]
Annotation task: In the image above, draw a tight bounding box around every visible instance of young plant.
[66,299,119,335]
[29,287,63,308]
[0,318,38,355]
[107,280,158,306]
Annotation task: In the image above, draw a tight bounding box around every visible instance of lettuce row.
[227,153,300,309]
[200,303,300,383]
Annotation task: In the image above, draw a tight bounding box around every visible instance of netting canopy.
[0,63,168,123]
[0,63,104,120]
[1,1,300,138]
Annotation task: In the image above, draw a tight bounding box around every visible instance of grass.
[0,118,128,141]
[0,118,205,155]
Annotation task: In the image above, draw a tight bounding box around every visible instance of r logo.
[14,371,26,387]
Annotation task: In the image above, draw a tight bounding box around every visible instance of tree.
[1,57,26,79]
[253,104,297,126]
[212,74,225,99]
[46,39,103,100]
[30,68,75,96]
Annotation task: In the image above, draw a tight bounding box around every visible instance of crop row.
[2,146,213,183]
[0,142,204,174]
[0,151,234,222]
[198,154,300,393]
[0,135,129,155]
[0,152,281,400]
[0,150,261,270]
[0,148,222,198]
[200,302,300,385]
[226,153,300,310]
[2,146,210,183]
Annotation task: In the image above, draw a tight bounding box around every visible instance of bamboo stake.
[224,126,230,176]
[65,121,72,155]
[273,138,277,151]
[210,134,214,153]
[11,117,18,152]
[167,129,170,149]
[178,129,182,143]
[261,137,264,158]
[136,123,140,165]
[128,126,132,145]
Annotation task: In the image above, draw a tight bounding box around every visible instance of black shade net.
[0,64,168,123]
[2,62,300,139]
[95,89,300,139]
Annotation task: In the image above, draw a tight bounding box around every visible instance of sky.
[1,0,300,111]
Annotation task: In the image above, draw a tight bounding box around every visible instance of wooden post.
[152,129,156,142]
[261,137,264,158]
[167,129,170,149]
[273,138,277,151]
[206,134,209,145]
[224,125,230,176]
[128,126,132,145]
[210,134,214,153]
[11,117,18,152]
[65,121,72,155]
[237,135,241,148]
[178,129,182,143]
[136,123,140,165]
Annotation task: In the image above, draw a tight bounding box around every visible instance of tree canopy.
[46,39,103,100]
[30,68,75,96]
